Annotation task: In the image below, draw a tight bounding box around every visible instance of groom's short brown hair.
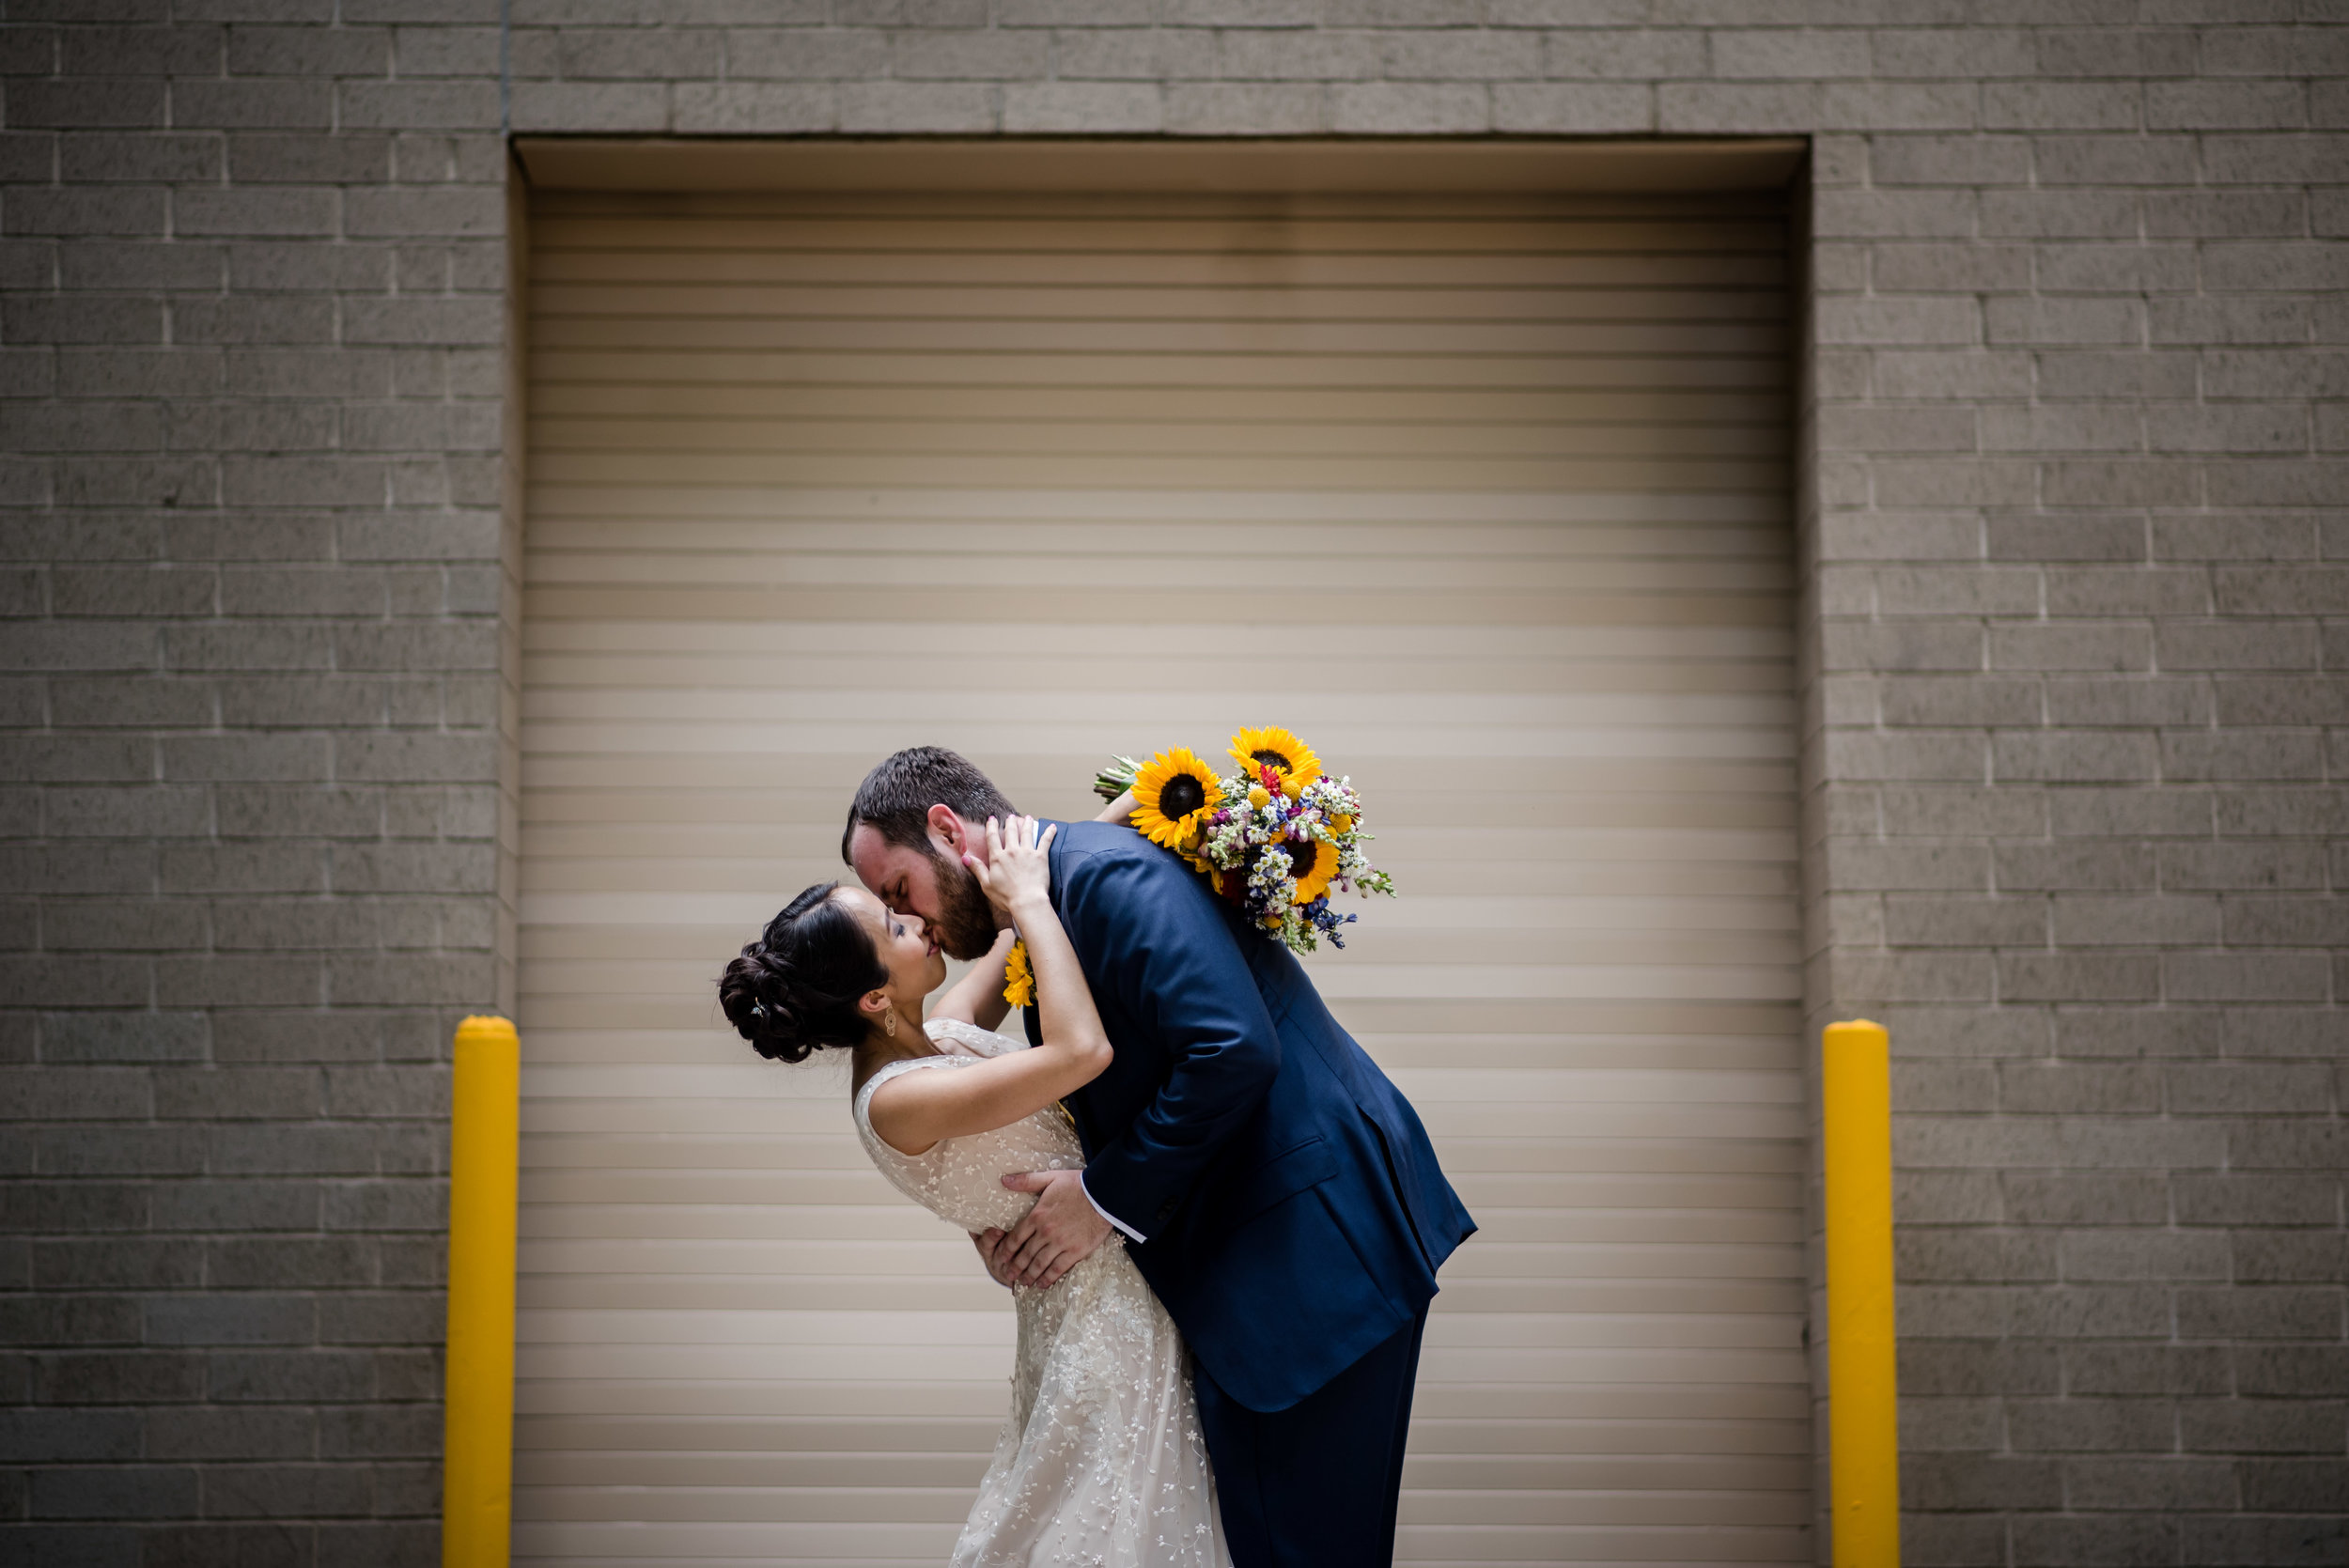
[842,746,1018,862]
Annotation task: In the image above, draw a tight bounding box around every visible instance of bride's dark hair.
[718,882,888,1063]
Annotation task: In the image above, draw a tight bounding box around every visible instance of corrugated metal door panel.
[517,187,1803,1566]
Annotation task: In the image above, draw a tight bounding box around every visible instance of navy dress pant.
[1192,1306,1429,1568]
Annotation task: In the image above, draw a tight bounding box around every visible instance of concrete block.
[1879,785,2047,837]
[2180,1397,2347,1453]
[194,1461,370,1518]
[2179,1516,2345,1568]
[2056,1115,2227,1172]
[206,1122,387,1176]
[1899,1338,2059,1398]
[2046,788,2211,839]
[839,80,995,132]
[142,1295,314,1347]
[556,25,721,78]
[2042,567,2208,618]
[2008,1282,2180,1340]
[1999,951,2159,1002]
[2173,1173,2342,1228]
[1817,294,1980,343]
[2160,842,2325,893]
[2011,1516,2176,1566]
[1872,349,2031,398]
[208,1236,374,1290]
[2232,1231,2346,1286]
[2224,893,2349,946]
[1330,81,1491,132]
[2002,1172,2168,1225]
[343,186,502,239]
[149,1180,318,1232]
[2237,1458,2349,1514]
[2146,80,2307,132]
[1878,1004,2048,1060]
[2162,729,2325,783]
[1163,83,1328,135]
[1980,403,2145,456]
[2044,676,2209,727]
[1823,620,1983,672]
[1491,81,1648,131]
[2060,1227,2231,1282]
[2049,894,2218,947]
[32,1349,205,1405]
[2161,619,2330,671]
[317,1401,439,1457]
[2165,955,2329,1004]
[2058,1455,2236,1521]
[30,1465,199,1520]
[1993,731,2160,784]
[1892,1060,1999,1114]
[1004,81,1164,132]
[2167,1062,2337,1115]
[1884,894,2045,948]
[1983,191,2142,244]
[1898,1391,2007,1450]
[2148,189,2307,241]
[336,80,499,131]
[1896,1168,2003,1225]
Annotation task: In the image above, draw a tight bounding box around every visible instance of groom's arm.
[1057,844,1283,1238]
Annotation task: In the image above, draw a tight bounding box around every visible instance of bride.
[718,814,1227,1568]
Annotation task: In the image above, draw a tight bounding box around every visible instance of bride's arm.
[865,817,1112,1157]
[926,926,1015,1032]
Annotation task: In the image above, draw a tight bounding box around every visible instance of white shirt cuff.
[1080,1172,1146,1244]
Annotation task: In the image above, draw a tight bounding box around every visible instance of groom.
[845,746,1475,1568]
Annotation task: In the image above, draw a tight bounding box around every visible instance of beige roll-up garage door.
[517,177,1804,1565]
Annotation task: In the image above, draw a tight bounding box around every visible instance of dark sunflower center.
[1252,749,1293,773]
[1159,773,1206,820]
[1281,838,1319,879]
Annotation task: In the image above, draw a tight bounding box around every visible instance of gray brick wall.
[1,7,508,1560]
[5,4,2344,1565]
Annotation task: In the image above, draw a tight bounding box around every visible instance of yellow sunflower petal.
[1001,939,1034,1008]
[1228,726,1322,793]
[1128,747,1224,853]
[1281,834,1340,905]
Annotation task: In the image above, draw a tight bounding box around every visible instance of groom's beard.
[928,847,1002,962]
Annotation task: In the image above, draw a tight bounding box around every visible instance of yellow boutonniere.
[1002,939,1034,1009]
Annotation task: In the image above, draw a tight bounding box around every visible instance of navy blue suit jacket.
[1028,820,1475,1413]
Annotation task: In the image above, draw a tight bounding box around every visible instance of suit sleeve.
[1058,844,1282,1240]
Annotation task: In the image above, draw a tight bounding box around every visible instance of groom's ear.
[926,803,966,857]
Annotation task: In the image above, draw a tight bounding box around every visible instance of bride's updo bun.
[718,881,889,1063]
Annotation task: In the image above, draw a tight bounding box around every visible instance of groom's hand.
[971,1229,1018,1290]
[998,1169,1112,1289]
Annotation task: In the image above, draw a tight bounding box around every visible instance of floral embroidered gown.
[853,1017,1229,1568]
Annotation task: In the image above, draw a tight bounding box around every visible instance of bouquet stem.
[1092,755,1143,803]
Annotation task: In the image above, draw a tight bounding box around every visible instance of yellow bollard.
[443,1015,521,1568]
[1824,1017,1900,1567]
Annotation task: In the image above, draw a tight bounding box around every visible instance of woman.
[717,815,1227,1568]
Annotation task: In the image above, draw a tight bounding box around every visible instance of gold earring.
[883,1009,898,1038]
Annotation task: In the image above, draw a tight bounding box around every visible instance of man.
[845,746,1474,1568]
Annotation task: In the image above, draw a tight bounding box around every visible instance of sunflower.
[1228,726,1322,797]
[1001,939,1034,1009]
[1278,833,1339,904]
[1129,747,1224,852]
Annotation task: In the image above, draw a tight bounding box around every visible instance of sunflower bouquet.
[1093,725,1394,955]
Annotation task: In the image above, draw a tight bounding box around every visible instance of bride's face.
[835,885,947,1012]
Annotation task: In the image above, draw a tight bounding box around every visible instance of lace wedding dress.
[854,1017,1229,1568]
